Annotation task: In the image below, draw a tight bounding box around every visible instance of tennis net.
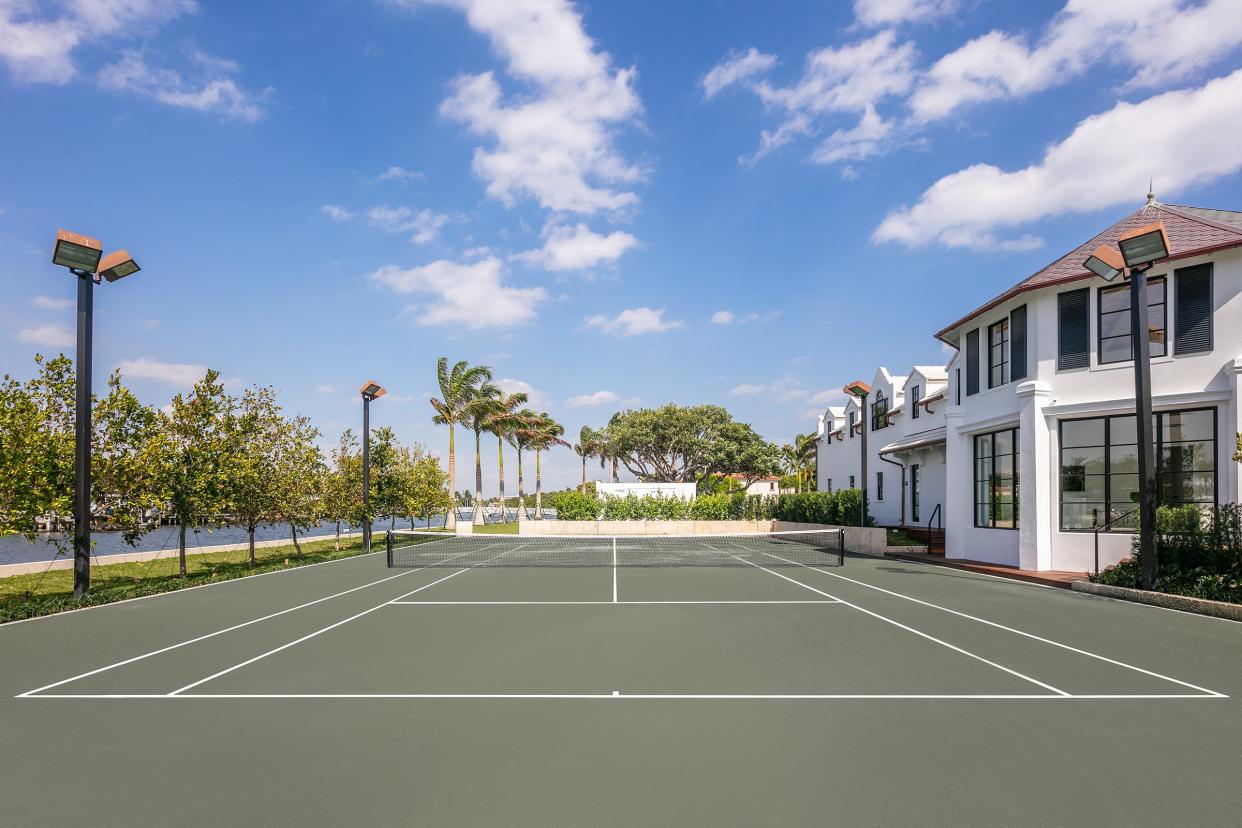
[385,528,845,568]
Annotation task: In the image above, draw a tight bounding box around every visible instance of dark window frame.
[872,392,889,431]
[911,463,921,523]
[877,471,884,501]
[1097,275,1167,365]
[974,427,1020,530]
[1174,263,1214,355]
[1058,287,1091,371]
[1058,407,1219,532]
[910,384,921,419]
[988,318,1010,388]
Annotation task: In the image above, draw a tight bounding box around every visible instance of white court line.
[165,545,521,696]
[16,545,494,699]
[710,543,1070,698]
[612,538,618,604]
[762,552,1229,699]
[388,600,842,605]
[18,692,1223,701]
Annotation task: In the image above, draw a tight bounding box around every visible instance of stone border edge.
[1071,580,1242,622]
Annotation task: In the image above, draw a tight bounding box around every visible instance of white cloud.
[853,0,959,27]
[807,389,845,407]
[316,384,336,394]
[875,68,1242,249]
[729,376,820,403]
[372,257,547,329]
[367,204,451,244]
[117,356,209,388]
[377,165,424,182]
[583,307,683,336]
[910,0,1242,123]
[730,383,766,396]
[321,205,354,222]
[701,47,776,99]
[711,309,778,325]
[496,377,547,406]
[98,49,268,121]
[0,0,195,85]
[32,295,73,310]
[394,0,644,214]
[512,222,637,271]
[718,31,917,166]
[17,323,74,349]
[566,389,619,407]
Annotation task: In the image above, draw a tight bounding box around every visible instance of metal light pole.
[844,381,872,527]
[359,381,387,553]
[1084,220,1170,590]
[51,232,140,598]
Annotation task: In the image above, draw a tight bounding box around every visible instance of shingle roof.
[935,202,1242,343]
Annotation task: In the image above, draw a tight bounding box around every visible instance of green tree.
[463,383,501,526]
[0,355,74,541]
[507,408,539,521]
[485,390,529,523]
[405,450,453,530]
[223,386,287,566]
[429,358,493,530]
[321,429,363,550]
[273,410,323,556]
[368,426,406,530]
[527,413,567,520]
[573,425,601,492]
[91,370,161,544]
[145,370,238,577]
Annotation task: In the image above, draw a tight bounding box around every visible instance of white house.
[937,200,1242,572]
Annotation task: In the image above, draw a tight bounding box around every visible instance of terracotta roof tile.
[936,203,1242,342]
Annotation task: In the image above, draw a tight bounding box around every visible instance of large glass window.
[1098,276,1166,364]
[872,392,889,431]
[910,384,921,419]
[848,410,856,437]
[989,319,1009,388]
[974,428,1019,529]
[1059,408,1216,531]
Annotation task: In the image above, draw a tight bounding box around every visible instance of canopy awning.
[879,426,947,456]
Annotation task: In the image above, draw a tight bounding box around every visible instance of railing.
[927,503,942,536]
[1092,508,1138,575]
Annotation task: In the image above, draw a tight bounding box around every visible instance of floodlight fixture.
[52,229,103,273]
[360,380,387,400]
[97,250,140,282]
[843,380,871,398]
[1117,221,1170,269]
[1083,244,1125,282]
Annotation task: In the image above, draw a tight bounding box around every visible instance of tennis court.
[3,532,1241,825]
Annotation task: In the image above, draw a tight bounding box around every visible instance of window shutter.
[965,329,980,396]
[1174,264,1213,355]
[1058,288,1090,370]
[1010,304,1028,381]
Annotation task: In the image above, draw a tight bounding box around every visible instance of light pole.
[844,380,872,527]
[1083,220,1171,590]
[359,380,387,553]
[50,231,141,598]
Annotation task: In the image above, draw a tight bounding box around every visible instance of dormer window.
[871,392,889,431]
[910,384,921,419]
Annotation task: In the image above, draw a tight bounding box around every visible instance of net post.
[838,528,846,566]
[385,530,393,568]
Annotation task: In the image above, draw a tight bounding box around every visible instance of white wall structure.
[875,365,950,531]
[937,201,1242,572]
[597,481,697,500]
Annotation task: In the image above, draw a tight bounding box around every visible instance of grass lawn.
[0,535,373,624]
[473,521,520,535]
[885,529,926,547]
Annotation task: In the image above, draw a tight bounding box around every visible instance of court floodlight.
[52,229,103,273]
[360,380,387,400]
[1117,221,1170,269]
[1083,244,1125,282]
[97,250,141,283]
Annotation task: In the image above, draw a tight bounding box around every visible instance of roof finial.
[1146,179,1156,206]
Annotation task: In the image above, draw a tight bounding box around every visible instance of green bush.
[689,493,733,520]
[771,490,846,525]
[551,490,602,521]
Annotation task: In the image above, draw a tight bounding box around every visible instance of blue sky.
[3,0,1242,494]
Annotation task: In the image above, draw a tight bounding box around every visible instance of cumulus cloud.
[367,204,451,244]
[711,309,778,325]
[853,0,960,27]
[98,49,269,121]
[117,356,210,388]
[512,222,637,271]
[32,295,74,310]
[321,205,354,222]
[729,383,766,396]
[394,0,644,214]
[496,377,546,406]
[730,377,829,404]
[910,0,1242,123]
[17,323,75,349]
[372,257,547,329]
[0,0,195,85]
[701,47,776,99]
[583,307,682,336]
[566,389,619,407]
[875,68,1242,249]
[377,165,424,182]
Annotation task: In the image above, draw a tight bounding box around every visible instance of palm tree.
[528,413,567,520]
[795,432,817,492]
[507,408,540,521]
[465,383,501,526]
[573,425,601,492]
[430,358,492,529]
[485,391,529,522]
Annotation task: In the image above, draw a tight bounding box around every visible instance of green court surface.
[2,545,1241,826]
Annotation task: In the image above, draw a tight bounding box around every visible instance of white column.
[1016,380,1053,571]
[944,408,968,560]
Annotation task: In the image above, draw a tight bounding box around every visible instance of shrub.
[689,493,733,520]
[771,491,842,525]
[551,490,602,521]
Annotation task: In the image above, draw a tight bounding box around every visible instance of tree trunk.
[535,450,543,520]
[581,456,587,491]
[178,520,187,578]
[390,514,396,531]
[611,457,619,483]
[334,521,341,552]
[248,523,256,567]
[445,424,457,530]
[473,430,484,526]
[517,448,526,522]
[291,523,302,557]
[497,435,507,523]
